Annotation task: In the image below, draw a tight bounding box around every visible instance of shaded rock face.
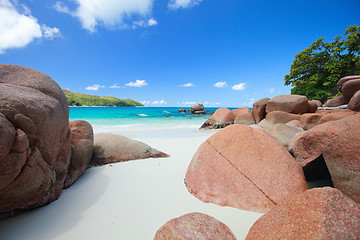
[265,111,301,125]
[337,75,360,91]
[348,90,360,111]
[190,103,204,113]
[90,133,169,166]
[292,114,360,203]
[232,107,255,125]
[268,123,303,149]
[251,98,270,123]
[308,100,321,113]
[64,120,94,189]
[324,96,345,107]
[154,212,236,240]
[300,113,323,130]
[185,124,308,213]
[0,64,71,217]
[245,187,360,240]
[265,95,309,114]
[200,108,235,129]
[341,79,360,103]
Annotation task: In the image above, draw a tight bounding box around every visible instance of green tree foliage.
[285,25,360,102]
[63,89,144,107]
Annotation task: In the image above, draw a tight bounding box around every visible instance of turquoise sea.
[69,107,229,138]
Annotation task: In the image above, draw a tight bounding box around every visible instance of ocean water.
[69,107,225,138]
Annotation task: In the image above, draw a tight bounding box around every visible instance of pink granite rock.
[154,212,237,240]
[185,124,308,213]
[341,79,360,103]
[0,64,71,218]
[348,90,360,111]
[292,114,360,203]
[323,96,345,107]
[200,108,235,129]
[265,95,309,114]
[308,100,321,113]
[318,109,357,124]
[232,107,255,125]
[245,187,360,240]
[337,75,360,91]
[64,120,94,189]
[252,98,270,123]
[265,111,301,125]
[268,123,303,148]
[300,113,323,130]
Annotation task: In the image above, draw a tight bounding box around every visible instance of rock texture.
[292,114,360,203]
[0,64,71,218]
[90,133,169,166]
[200,108,235,129]
[185,124,308,213]
[64,120,94,189]
[190,103,204,113]
[265,111,301,125]
[348,90,360,111]
[324,96,345,107]
[337,75,360,91]
[318,109,357,124]
[245,187,360,240]
[154,212,237,240]
[308,100,321,113]
[268,123,303,148]
[232,107,255,125]
[341,79,360,103]
[252,98,270,123]
[300,113,322,130]
[265,95,309,114]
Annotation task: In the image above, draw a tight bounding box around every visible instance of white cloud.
[232,83,247,91]
[0,0,61,54]
[168,0,203,9]
[248,98,255,106]
[214,81,227,88]
[179,82,194,87]
[132,18,158,29]
[55,0,154,32]
[183,101,196,105]
[125,80,148,88]
[85,84,105,90]
[140,100,150,104]
[268,87,275,93]
[152,100,167,104]
[110,84,123,88]
[214,102,221,105]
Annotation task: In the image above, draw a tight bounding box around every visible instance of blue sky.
[0,0,359,107]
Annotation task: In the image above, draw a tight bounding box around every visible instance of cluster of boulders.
[155,78,360,238]
[178,103,214,115]
[324,75,360,111]
[0,65,168,218]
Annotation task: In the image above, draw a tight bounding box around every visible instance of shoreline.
[0,130,262,240]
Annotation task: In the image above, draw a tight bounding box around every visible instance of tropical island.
[63,89,143,107]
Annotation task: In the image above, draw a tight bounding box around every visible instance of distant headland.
[63,89,144,107]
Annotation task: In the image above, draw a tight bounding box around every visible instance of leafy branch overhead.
[284,25,360,102]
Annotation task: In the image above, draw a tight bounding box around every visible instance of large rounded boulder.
[292,113,360,203]
[200,108,235,129]
[341,79,360,103]
[154,212,236,240]
[252,98,270,123]
[265,95,309,114]
[245,187,360,240]
[185,124,308,213]
[64,120,94,189]
[0,64,71,218]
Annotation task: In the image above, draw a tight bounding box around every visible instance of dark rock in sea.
[252,98,270,123]
[292,114,360,203]
[89,133,169,167]
[0,64,71,218]
[178,108,186,113]
[154,212,237,240]
[64,120,94,189]
[245,187,360,240]
[266,95,309,114]
[185,124,308,213]
[190,103,204,113]
[348,90,360,111]
[192,110,206,114]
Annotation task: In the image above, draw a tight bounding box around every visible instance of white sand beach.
[0,130,262,240]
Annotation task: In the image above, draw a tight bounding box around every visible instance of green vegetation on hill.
[284,25,360,102]
[63,89,144,107]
